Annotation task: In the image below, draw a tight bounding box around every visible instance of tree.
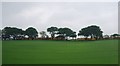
[70,32,77,39]
[11,28,23,40]
[2,27,25,40]
[25,27,38,39]
[57,27,75,40]
[78,25,103,40]
[2,27,15,40]
[55,35,65,40]
[78,27,90,39]
[88,25,103,39]
[15,29,25,40]
[47,27,58,39]
[40,31,47,39]
[111,34,120,39]
[0,29,2,40]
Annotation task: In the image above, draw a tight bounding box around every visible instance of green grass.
[0,40,2,65]
[2,40,118,64]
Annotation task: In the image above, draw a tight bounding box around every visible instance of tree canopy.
[57,27,76,39]
[1,25,112,40]
[47,27,58,39]
[78,25,103,40]
[2,27,39,40]
[0,29,1,39]
[111,34,120,37]
[111,34,120,38]
[25,27,38,39]
[2,27,25,40]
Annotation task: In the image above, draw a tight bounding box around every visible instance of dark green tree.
[25,27,38,39]
[88,25,103,39]
[47,27,58,39]
[57,27,75,40]
[78,27,90,39]
[2,27,25,40]
[111,34,120,38]
[0,29,2,39]
[78,25,103,40]
[70,32,77,39]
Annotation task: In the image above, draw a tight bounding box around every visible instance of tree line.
[0,25,120,40]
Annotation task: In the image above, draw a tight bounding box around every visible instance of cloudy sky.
[2,2,118,35]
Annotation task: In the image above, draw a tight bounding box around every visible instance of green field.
[0,41,2,65]
[2,40,118,64]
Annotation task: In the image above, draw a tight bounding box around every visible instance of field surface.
[0,41,2,65]
[2,40,118,64]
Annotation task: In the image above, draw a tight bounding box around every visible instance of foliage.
[39,31,47,38]
[2,27,38,40]
[111,34,120,37]
[70,32,77,39]
[78,25,103,40]
[2,27,24,40]
[25,27,38,39]
[57,28,76,39]
[0,29,1,39]
[2,25,105,40]
[47,27,58,39]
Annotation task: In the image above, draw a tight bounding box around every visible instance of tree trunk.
[85,36,88,40]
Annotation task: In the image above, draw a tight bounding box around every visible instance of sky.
[2,2,118,36]
[1,0,119,2]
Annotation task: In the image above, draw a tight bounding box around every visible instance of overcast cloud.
[2,2,118,35]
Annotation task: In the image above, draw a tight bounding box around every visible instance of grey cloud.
[2,2,118,35]
[2,0,119,2]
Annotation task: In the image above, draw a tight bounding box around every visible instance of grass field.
[2,40,118,64]
[0,41,2,65]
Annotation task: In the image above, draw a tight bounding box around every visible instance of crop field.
[2,40,118,64]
